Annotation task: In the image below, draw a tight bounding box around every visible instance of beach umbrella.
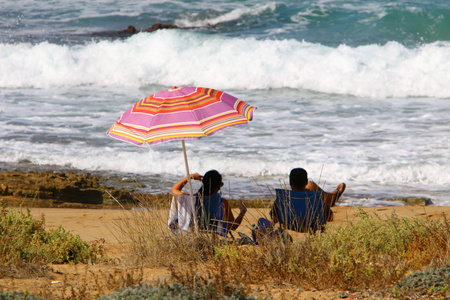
[107,86,255,230]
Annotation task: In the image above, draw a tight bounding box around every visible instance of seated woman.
[171,170,247,233]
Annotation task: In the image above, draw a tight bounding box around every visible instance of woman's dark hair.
[197,170,222,197]
[289,168,308,189]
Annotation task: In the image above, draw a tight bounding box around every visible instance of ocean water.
[1,0,449,206]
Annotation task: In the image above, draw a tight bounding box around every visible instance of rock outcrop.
[116,23,179,35]
[0,171,134,205]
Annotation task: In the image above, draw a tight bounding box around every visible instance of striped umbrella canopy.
[107,86,255,230]
[107,86,255,146]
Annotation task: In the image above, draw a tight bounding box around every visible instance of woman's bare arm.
[171,173,203,195]
[223,199,247,231]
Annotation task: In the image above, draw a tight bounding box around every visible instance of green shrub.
[0,206,98,270]
[394,265,450,297]
[100,282,260,300]
[0,291,46,300]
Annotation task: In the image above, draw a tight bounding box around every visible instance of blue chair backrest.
[195,193,226,234]
[274,189,326,232]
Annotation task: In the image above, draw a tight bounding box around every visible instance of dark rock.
[381,197,433,206]
[58,186,103,204]
[114,23,180,35]
[118,25,137,34]
[106,188,135,204]
[143,23,179,32]
[0,170,146,207]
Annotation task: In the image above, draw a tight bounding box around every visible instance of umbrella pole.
[181,140,198,233]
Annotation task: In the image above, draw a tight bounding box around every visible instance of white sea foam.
[1,17,449,206]
[1,102,448,203]
[175,3,277,28]
[1,141,448,203]
[1,31,450,98]
[2,83,448,204]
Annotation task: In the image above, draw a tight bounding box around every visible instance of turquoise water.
[0,0,449,205]
[2,0,450,46]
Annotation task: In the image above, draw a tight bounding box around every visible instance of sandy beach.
[25,205,450,243]
[2,204,449,299]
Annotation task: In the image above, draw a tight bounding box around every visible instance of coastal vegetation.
[2,202,449,299]
[112,205,450,299]
[0,206,99,274]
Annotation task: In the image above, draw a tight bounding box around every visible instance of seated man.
[255,168,345,237]
[272,168,346,223]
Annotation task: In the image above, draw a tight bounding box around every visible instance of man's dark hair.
[289,168,308,189]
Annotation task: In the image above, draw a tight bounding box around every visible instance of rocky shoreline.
[0,170,148,208]
[0,170,433,208]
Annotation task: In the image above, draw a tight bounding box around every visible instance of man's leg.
[306,181,346,207]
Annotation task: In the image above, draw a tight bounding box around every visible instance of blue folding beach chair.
[168,193,229,237]
[273,189,326,233]
[195,193,229,237]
